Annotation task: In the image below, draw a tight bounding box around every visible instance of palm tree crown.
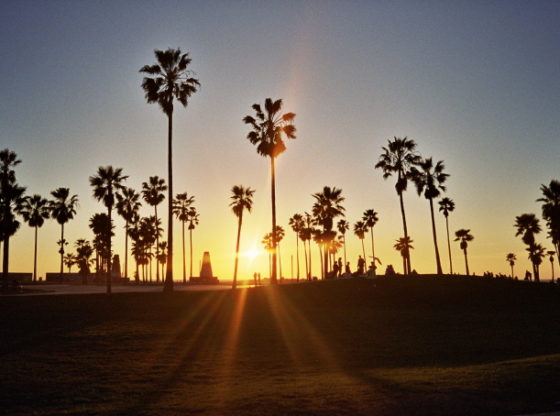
[514,213,541,246]
[50,187,79,226]
[19,195,50,228]
[438,197,455,217]
[230,185,255,218]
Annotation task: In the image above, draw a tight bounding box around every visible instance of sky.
[1,0,559,281]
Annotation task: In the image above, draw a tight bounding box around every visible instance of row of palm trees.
[512,180,560,281]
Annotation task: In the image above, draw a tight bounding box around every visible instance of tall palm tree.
[353,221,368,263]
[126,212,142,283]
[506,253,517,278]
[537,180,560,265]
[438,197,455,274]
[362,209,379,276]
[140,48,200,292]
[75,239,94,283]
[19,195,50,281]
[411,157,449,275]
[187,207,199,279]
[300,212,313,280]
[375,137,421,274]
[230,185,255,289]
[142,176,167,282]
[514,213,541,280]
[547,250,556,282]
[89,213,114,276]
[312,186,345,278]
[63,253,76,273]
[50,187,78,277]
[337,219,349,268]
[454,229,474,276]
[172,192,195,283]
[394,236,414,275]
[289,213,304,282]
[157,241,168,279]
[243,98,296,283]
[275,225,286,278]
[116,187,141,280]
[89,166,128,294]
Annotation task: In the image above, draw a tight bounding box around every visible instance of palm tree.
[547,250,556,281]
[289,213,304,282]
[515,213,542,280]
[300,212,314,280]
[354,221,368,263]
[142,176,167,282]
[312,186,345,278]
[375,137,421,274]
[230,185,255,289]
[362,209,379,276]
[506,253,517,278]
[262,232,275,279]
[63,253,76,273]
[438,197,455,274]
[411,157,449,275]
[140,48,200,292]
[172,192,195,283]
[187,207,199,279]
[275,225,286,278]
[157,241,168,279]
[89,213,114,276]
[89,166,128,294]
[454,229,474,276]
[75,239,94,283]
[50,187,78,277]
[243,98,296,283]
[116,187,141,280]
[527,243,546,281]
[337,219,349,268]
[537,180,560,266]
[19,195,50,281]
[394,237,414,275]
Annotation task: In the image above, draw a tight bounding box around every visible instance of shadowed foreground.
[1,277,560,416]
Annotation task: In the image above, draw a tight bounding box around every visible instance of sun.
[244,246,262,262]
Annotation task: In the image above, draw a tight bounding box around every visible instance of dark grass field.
[2,277,560,416]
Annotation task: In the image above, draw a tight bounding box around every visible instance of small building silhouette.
[190,251,219,284]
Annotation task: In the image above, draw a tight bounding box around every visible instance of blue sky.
[1,0,559,279]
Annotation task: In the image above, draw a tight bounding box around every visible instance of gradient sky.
[1,0,559,281]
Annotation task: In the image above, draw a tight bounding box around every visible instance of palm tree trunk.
[33,226,38,282]
[402,255,406,275]
[135,256,139,284]
[463,248,469,276]
[189,228,193,279]
[343,233,347,268]
[308,240,312,280]
[278,242,283,279]
[398,189,411,274]
[270,156,277,284]
[370,228,376,277]
[510,264,514,279]
[233,214,243,289]
[124,220,129,279]
[428,198,443,275]
[154,205,159,283]
[551,260,554,282]
[182,221,186,283]
[2,236,9,281]
[445,216,453,274]
[361,239,366,263]
[295,233,300,282]
[302,237,309,281]
[107,206,112,294]
[59,224,64,277]
[164,111,174,292]
[319,244,323,280]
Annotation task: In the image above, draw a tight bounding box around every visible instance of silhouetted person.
[357,256,365,275]
[337,258,342,277]
[524,270,532,281]
[345,262,351,274]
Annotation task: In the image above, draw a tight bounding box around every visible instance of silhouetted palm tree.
[50,187,78,278]
[243,98,296,283]
[527,243,545,281]
[546,250,556,281]
[454,229,474,276]
[75,239,94,283]
[230,185,255,289]
[515,213,541,280]
[537,180,560,266]
[172,192,195,283]
[362,209,379,276]
[394,236,414,275]
[438,197,455,274]
[89,213,114,276]
[289,213,304,282]
[187,207,199,279]
[312,186,345,278]
[300,212,313,280]
[19,195,50,281]
[140,48,200,292]
[411,157,449,275]
[375,137,420,274]
[116,187,141,280]
[506,253,517,278]
[157,241,167,279]
[142,176,167,282]
[337,219,349,267]
[262,232,275,278]
[354,220,367,262]
[89,166,127,294]
[63,253,76,273]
